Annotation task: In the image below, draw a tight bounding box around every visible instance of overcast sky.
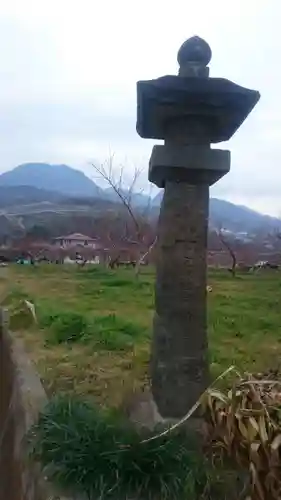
[0,1,280,215]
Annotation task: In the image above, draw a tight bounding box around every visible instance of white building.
[52,233,98,249]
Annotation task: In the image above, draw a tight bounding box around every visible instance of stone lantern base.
[123,388,203,435]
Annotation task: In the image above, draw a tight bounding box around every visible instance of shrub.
[79,267,111,279]
[44,311,89,344]
[42,309,147,350]
[40,310,62,328]
[90,313,147,350]
[29,395,233,500]
[104,278,133,287]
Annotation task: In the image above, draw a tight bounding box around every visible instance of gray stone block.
[149,144,230,187]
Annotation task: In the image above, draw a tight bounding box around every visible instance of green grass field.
[1,264,281,408]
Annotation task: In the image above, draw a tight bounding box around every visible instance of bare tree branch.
[217,227,237,277]
[92,157,141,239]
[91,156,156,274]
[135,236,157,277]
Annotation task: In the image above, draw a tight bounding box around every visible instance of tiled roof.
[53,233,96,241]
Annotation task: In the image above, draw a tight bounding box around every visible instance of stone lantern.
[136,36,260,419]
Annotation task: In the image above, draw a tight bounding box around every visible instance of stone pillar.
[136,36,260,419]
[149,142,230,417]
[151,182,209,417]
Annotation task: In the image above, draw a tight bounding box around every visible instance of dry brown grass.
[203,373,281,499]
[16,327,150,407]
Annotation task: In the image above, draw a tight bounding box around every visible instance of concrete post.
[136,36,260,419]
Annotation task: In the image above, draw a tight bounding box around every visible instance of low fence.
[0,308,48,500]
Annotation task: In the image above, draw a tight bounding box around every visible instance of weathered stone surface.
[0,309,75,500]
[149,144,230,187]
[0,319,47,500]
[150,181,209,417]
[122,388,166,430]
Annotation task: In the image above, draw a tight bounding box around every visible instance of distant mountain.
[0,185,63,208]
[209,198,281,234]
[153,191,281,234]
[104,187,152,208]
[0,163,102,197]
[0,163,280,236]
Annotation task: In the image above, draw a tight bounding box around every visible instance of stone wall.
[0,309,48,500]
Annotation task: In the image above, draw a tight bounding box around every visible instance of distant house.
[52,233,98,249]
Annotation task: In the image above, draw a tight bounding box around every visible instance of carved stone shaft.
[151,181,209,417]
